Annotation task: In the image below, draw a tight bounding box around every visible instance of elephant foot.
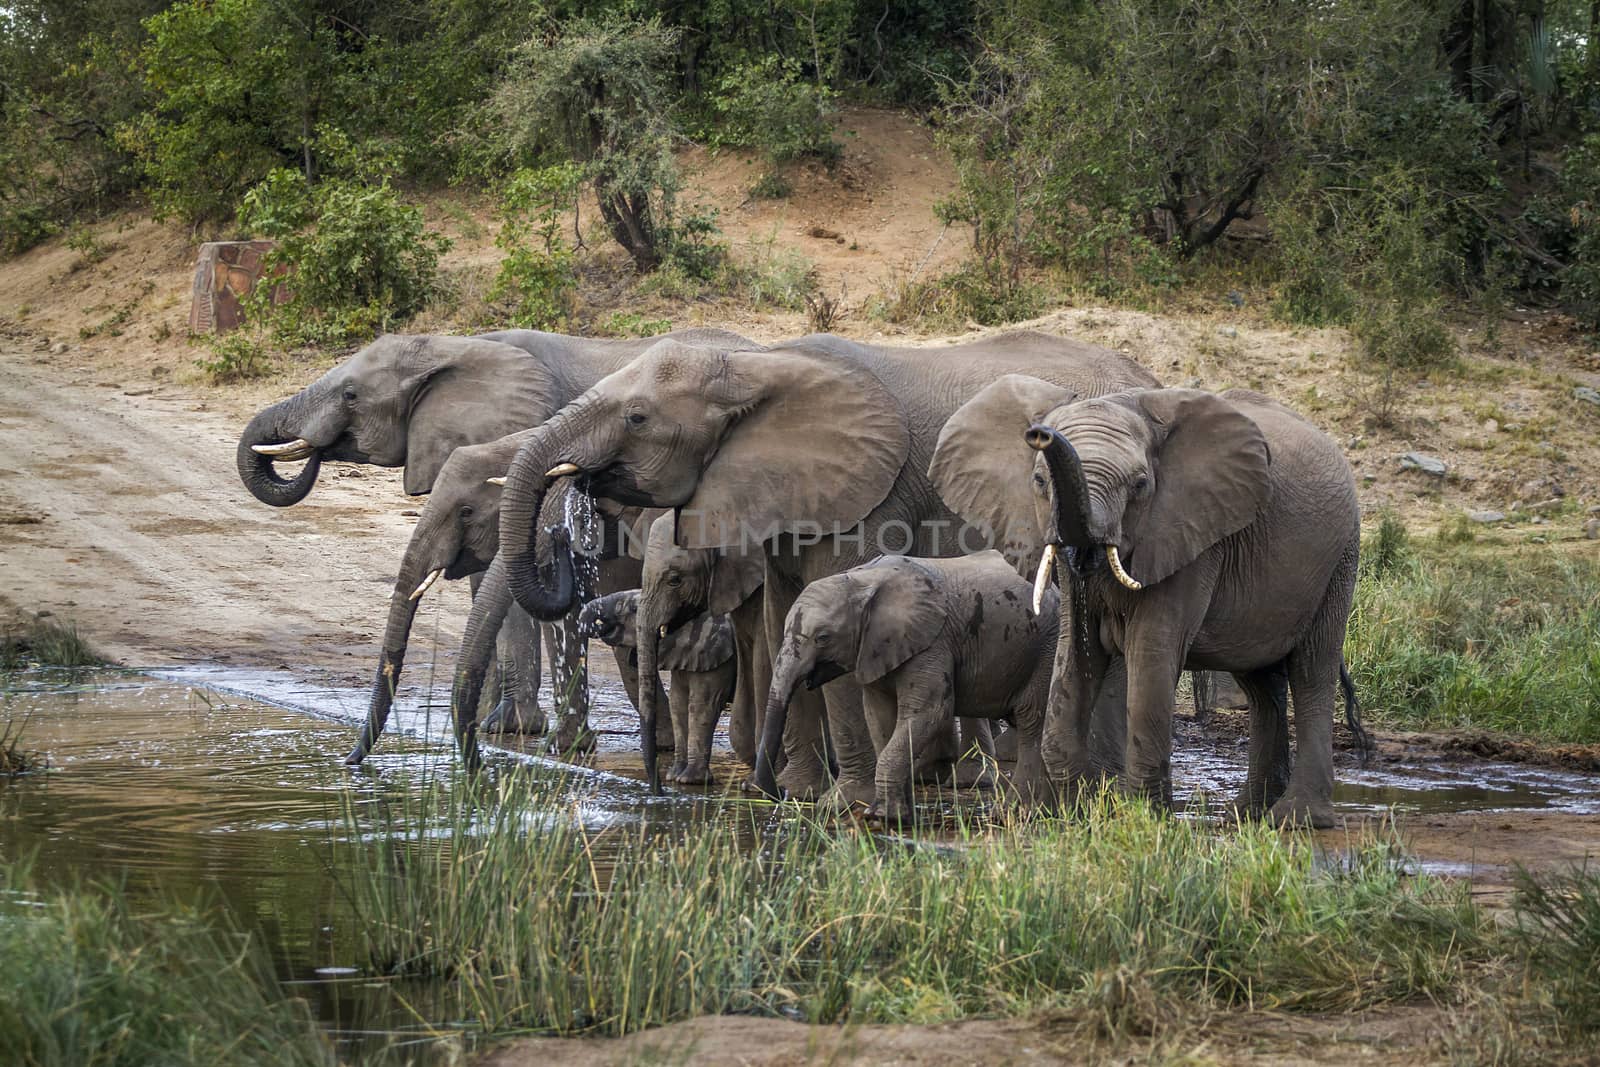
[817,777,876,815]
[864,798,918,829]
[775,760,830,802]
[954,757,998,791]
[1116,774,1175,812]
[1268,793,1338,831]
[671,760,714,786]
[1003,763,1053,811]
[482,698,548,736]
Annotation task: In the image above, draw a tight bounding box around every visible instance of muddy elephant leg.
[763,565,829,800]
[1231,662,1291,817]
[869,684,950,827]
[818,680,876,811]
[485,604,547,735]
[677,663,732,786]
[664,673,689,781]
[542,613,595,754]
[954,717,998,790]
[1120,637,1182,810]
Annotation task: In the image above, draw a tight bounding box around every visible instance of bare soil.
[2,105,1599,1066]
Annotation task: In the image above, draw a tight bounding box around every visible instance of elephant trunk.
[1024,425,1095,550]
[345,516,452,766]
[636,599,665,795]
[499,404,616,620]
[237,398,323,507]
[752,643,809,798]
[450,556,517,768]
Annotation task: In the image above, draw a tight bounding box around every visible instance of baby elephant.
[759,551,1056,824]
[579,590,736,785]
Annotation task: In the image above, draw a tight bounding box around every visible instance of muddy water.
[5,666,1600,1061]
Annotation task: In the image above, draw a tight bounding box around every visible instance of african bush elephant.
[762,551,1056,823]
[579,589,736,784]
[455,330,1158,798]
[237,328,752,745]
[343,430,660,765]
[931,378,1361,828]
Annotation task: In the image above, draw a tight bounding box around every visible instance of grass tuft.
[1,616,102,670]
[1,715,46,775]
[0,860,334,1067]
[1511,866,1600,1035]
[334,775,1487,1038]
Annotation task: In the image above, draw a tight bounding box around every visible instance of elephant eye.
[342,388,357,403]
[1032,472,1047,496]
[1132,475,1150,495]
[459,504,473,518]
[666,572,682,587]
[625,411,647,428]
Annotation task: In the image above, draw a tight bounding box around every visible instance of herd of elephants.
[235,326,1371,829]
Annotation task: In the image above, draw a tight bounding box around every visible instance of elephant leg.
[869,685,949,827]
[664,673,690,781]
[953,717,997,790]
[1120,639,1183,810]
[817,679,877,812]
[1086,656,1127,780]
[763,566,829,800]
[727,594,764,767]
[1005,705,1050,810]
[485,604,547,735]
[543,614,595,754]
[1230,662,1291,817]
[678,663,732,786]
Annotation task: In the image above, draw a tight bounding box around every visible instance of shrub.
[0,616,101,670]
[492,163,582,329]
[710,55,839,165]
[1549,132,1600,329]
[195,329,272,383]
[239,167,450,347]
[885,262,1042,329]
[1512,867,1600,1033]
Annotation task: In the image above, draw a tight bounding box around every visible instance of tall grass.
[1,616,102,670]
[1,715,45,775]
[1347,530,1600,742]
[0,860,334,1067]
[334,773,1486,1037]
[1512,865,1600,1036]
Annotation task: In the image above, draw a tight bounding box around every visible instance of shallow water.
[4,665,1599,1060]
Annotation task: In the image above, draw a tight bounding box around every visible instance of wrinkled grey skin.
[579,590,736,784]
[765,552,1054,824]
[467,330,1159,799]
[934,381,1360,828]
[631,512,765,779]
[238,329,747,755]
[344,432,654,764]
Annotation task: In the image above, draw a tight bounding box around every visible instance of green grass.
[1,616,102,670]
[1347,524,1600,742]
[1511,865,1600,1036]
[0,860,334,1067]
[335,773,1488,1038]
[1,715,45,775]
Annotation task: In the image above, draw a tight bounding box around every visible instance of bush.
[239,167,450,347]
[885,262,1042,329]
[492,163,582,329]
[710,55,839,166]
[195,329,272,383]
[1549,132,1600,329]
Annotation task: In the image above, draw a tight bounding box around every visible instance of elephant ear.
[707,544,765,615]
[615,506,662,561]
[659,613,735,672]
[675,346,910,549]
[929,374,1079,574]
[1132,389,1272,587]
[854,557,949,685]
[404,338,560,494]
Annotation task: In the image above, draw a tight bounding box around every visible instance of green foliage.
[1347,540,1600,742]
[0,860,333,1067]
[0,715,44,774]
[239,167,450,347]
[710,55,839,165]
[0,615,101,670]
[490,17,684,273]
[886,261,1042,329]
[338,775,1485,1035]
[1546,132,1600,329]
[1512,866,1600,1034]
[601,311,673,337]
[1361,511,1413,580]
[195,329,272,383]
[492,163,581,329]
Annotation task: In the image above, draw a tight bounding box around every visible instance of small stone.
[50,342,68,355]
[1482,418,1499,434]
[1398,452,1448,477]
[1584,518,1599,540]
[1527,497,1565,513]
[1218,326,1238,339]
[1575,386,1600,407]
[1467,510,1505,524]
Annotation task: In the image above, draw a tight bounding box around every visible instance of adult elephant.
[236,327,752,740]
[344,430,658,765]
[457,331,1158,797]
[931,378,1361,828]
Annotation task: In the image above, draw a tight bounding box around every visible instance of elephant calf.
[579,590,736,785]
[760,551,1055,824]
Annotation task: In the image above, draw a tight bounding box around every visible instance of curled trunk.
[1025,425,1095,550]
[237,401,322,507]
[499,437,578,621]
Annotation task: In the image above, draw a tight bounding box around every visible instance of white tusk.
[251,439,314,461]
[1106,545,1143,591]
[658,624,668,638]
[485,476,506,486]
[1031,544,1057,615]
[408,568,443,601]
[545,462,581,478]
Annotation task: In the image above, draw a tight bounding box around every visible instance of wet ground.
[4,666,1600,1059]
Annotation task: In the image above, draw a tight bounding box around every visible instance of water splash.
[561,477,602,600]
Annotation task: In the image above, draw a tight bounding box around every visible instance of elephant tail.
[1339,659,1374,763]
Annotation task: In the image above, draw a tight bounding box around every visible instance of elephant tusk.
[252,439,315,461]
[658,624,668,638]
[485,476,506,486]
[409,568,443,601]
[545,462,581,478]
[1032,544,1057,615]
[1106,545,1143,591]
